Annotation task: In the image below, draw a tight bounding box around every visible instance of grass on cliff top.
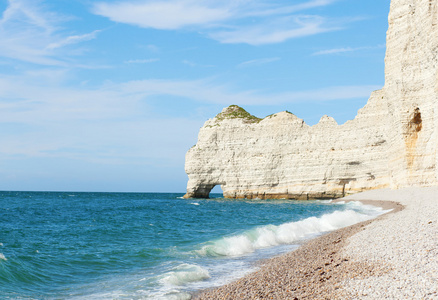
[214,105,296,124]
[215,105,262,123]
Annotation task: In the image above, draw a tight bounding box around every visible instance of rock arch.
[183,183,225,199]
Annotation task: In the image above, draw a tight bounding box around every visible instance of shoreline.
[333,199,404,213]
[193,188,437,299]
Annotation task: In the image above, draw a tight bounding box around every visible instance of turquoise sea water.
[0,191,387,299]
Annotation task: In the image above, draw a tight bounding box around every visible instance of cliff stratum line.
[184,0,438,199]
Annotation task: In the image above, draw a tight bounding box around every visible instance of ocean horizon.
[0,191,387,299]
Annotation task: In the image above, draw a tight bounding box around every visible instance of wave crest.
[196,205,386,258]
[159,264,210,286]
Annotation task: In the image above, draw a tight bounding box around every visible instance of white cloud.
[0,73,202,167]
[46,30,101,50]
[93,0,340,45]
[102,78,380,106]
[93,0,232,30]
[237,57,280,68]
[241,0,336,18]
[0,71,380,176]
[0,0,57,33]
[0,72,380,126]
[182,60,214,68]
[211,15,337,45]
[114,79,380,107]
[313,47,356,55]
[312,45,385,56]
[280,85,381,103]
[0,0,100,66]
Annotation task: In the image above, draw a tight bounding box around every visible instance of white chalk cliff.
[184,0,438,199]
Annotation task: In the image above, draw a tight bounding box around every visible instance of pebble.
[192,187,438,299]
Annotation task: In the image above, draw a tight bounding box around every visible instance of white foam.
[321,200,333,203]
[0,253,6,261]
[197,204,387,258]
[64,202,390,300]
[159,264,210,286]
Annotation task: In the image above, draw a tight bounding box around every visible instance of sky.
[0,0,391,193]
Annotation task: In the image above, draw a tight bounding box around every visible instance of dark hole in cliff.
[196,184,225,198]
[410,108,422,132]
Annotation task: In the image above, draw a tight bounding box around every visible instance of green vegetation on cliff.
[215,105,262,124]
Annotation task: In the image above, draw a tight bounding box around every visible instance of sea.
[0,191,388,299]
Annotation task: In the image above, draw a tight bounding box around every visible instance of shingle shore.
[193,187,437,299]
[341,188,438,299]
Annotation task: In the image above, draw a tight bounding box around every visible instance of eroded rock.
[184,0,438,199]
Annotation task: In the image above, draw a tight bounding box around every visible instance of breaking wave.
[159,264,210,286]
[197,203,388,257]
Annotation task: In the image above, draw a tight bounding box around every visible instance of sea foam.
[159,264,210,286]
[197,203,388,258]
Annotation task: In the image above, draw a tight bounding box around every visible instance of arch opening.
[210,185,224,198]
[196,183,225,199]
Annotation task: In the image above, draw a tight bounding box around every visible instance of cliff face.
[383,0,438,188]
[184,0,438,199]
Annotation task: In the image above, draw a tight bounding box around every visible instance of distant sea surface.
[0,191,386,299]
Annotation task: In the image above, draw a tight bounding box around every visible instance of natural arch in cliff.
[183,183,225,199]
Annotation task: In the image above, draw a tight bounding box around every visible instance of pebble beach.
[193,187,438,299]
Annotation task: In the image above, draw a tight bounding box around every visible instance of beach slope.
[340,187,437,299]
[194,187,437,299]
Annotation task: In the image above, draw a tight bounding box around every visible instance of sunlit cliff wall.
[184,0,438,199]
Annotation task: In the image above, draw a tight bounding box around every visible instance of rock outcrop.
[184,0,438,199]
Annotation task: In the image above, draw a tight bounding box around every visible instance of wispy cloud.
[182,60,197,67]
[144,44,160,53]
[313,47,357,55]
[0,70,380,168]
[93,0,232,30]
[239,0,337,18]
[182,60,214,68]
[103,79,379,106]
[0,0,57,32]
[279,85,381,103]
[312,44,385,56]
[0,0,101,66]
[46,30,101,50]
[125,58,160,64]
[93,0,341,45]
[237,57,280,68]
[0,72,380,126]
[212,15,337,45]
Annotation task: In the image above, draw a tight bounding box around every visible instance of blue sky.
[0,0,390,192]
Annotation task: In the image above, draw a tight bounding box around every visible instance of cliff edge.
[184,0,438,199]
